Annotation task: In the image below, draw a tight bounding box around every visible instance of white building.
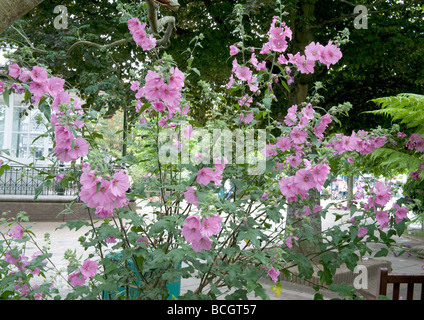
[0,92,53,165]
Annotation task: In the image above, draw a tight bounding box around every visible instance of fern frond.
[368,147,421,173]
[369,93,424,134]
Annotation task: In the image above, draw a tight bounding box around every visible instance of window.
[11,107,49,159]
[0,93,53,163]
[0,102,4,150]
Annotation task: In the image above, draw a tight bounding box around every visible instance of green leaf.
[38,97,51,120]
[191,68,201,76]
[329,283,356,298]
[34,180,52,201]
[394,219,406,236]
[374,248,389,257]
[3,90,10,107]
[271,281,282,298]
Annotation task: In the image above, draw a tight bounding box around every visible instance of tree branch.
[62,37,133,58]
[0,0,45,34]
[146,0,178,49]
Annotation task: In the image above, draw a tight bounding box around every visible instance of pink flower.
[54,125,74,148]
[229,45,239,56]
[28,81,47,97]
[95,206,114,219]
[9,224,24,239]
[214,156,228,173]
[51,90,71,112]
[80,170,99,189]
[357,227,368,238]
[197,168,216,186]
[269,36,288,53]
[256,61,267,71]
[304,42,324,61]
[143,70,164,102]
[182,124,194,140]
[80,259,98,278]
[262,144,277,158]
[294,168,316,192]
[105,237,117,244]
[302,205,312,217]
[109,170,129,197]
[393,203,408,224]
[235,66,253,82]
[376,210,390,230]
[260,42,271,54]
[279,176,299,200]
[318,41,342,69]
[129,20,156,51]
[374,192,391,207]
[278,54,288,65]
[169,67,185,90]
[69,271,87,287]
[91,180,113,209]
[267,266,280,283]
[288,52,301,64]
[46,76,65,97]
[191,236,213,252]
[323,41,343,67]
[54,146,73,163]
[226,74,234,89]
[130,81,139,92]
[181,216,202,243]
[276,136,291,152]
[238,94,253,107]
[5,251,18,264]
[0,81,4,94]
[250,53,259,67]
[296,55,315,74]
[288,155,302,168]
[201,214,222,237]
[71,137,89,159]
[8,63,21,79]
[310,163,330,188]
[30,66,48,83]
[184,186,199,206]
[128,17,142,34]
[290,127,307,145]
[239,111,254,124]
[12,84,24,94]
[18,68,31,82]
[314,113,332,139]
[285,234,298,248]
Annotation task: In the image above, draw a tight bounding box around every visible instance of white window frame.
[0,93,53,165]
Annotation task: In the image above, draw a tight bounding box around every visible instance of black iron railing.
[0,166,78,196]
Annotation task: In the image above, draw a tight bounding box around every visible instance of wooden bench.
[378,268,424,300]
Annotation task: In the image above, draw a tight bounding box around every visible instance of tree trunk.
[347,175,354,208]
[0,0,44,34]
[286,0,321,255]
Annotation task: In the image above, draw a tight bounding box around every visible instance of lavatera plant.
[0,3,417,300]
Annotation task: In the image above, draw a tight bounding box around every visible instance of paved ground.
[1,201,423,300]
